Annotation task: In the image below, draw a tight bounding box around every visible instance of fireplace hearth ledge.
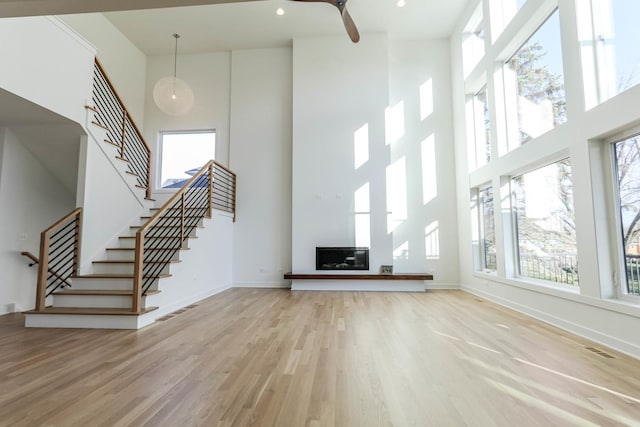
[284,273,433,292]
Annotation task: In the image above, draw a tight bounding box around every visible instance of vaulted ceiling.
[0,0,470,55]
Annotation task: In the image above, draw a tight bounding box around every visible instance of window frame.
[501,7,566,151]
[606,128,640,302]
[508,156,579,289]
[479,184,497,273]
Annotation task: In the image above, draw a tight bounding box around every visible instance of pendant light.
[153,33,194,116]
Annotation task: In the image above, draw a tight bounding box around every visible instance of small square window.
[158,130,215,190]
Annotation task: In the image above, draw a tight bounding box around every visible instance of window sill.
[470,273,640,318]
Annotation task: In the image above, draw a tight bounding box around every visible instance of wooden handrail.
[20,251,39,266]
[138,161,215,234]
[93,59,152,199]
[21,251,73,288]
[36,208,82,310]
[94,60,150,155]
[132,160,236,312]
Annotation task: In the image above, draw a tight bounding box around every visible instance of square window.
[612,134,640,296]
[158,130,216,189]
[511,160,579,286]
[503,9,566,150]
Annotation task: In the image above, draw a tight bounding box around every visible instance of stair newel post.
[180,193,185,249]
[120,110,127,159]
[35,230,50,311]
[207,163,213,219]
[132,231,144,313]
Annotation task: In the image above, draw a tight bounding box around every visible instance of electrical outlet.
[19,233,27,241]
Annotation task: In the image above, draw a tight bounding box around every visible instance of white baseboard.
[426,282,460,290]
[462,285,640,361]
[233,282,291,289]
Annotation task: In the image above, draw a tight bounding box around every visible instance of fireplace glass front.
[316,247,369,271]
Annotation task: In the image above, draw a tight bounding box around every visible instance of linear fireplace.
[316,247,369,271]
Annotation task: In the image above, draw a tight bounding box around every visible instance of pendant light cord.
[173,33,180,79]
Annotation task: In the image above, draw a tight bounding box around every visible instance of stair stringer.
[75,107,154,274]
[135,210,235,328]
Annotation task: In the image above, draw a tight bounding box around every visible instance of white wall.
[450,0,640,358]
[62,13,147,126]
[291,35,459,283]
[0,128,75,314]
[144,51,232,186]
[292,34,391,273]
[76,131,149,272]
[229,48,292,287]
[143,211,234,323]
[388,39,460,285]
[0,16,95,125]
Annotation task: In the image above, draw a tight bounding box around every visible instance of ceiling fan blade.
[291,0,360,43]
[339,6,360,43]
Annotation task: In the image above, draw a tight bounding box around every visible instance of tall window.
[490,0,528,41]
[472,86,492,167]
[612,134,640,296]
[463,4,486,77]
[158,130,216,189]
[503,9,566,151]
[480,186,497,272]
[577,0,640,106]
[512,160,578,286]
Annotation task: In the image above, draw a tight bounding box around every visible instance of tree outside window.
[512,159,578,286]
[503,9,566,151]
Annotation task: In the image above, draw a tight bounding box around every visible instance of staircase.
[22,58,236,329]
[24,204,196,328]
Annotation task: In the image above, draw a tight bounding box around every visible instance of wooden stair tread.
[106,247,189,251]
[24,306,158,316]
[140,215,203,219]
[150,207,206,211]
[53,289,161,296]
[130,225,204,229]
[119,236,198,240]
[73,273,172,279]
[54,290,133,296]
[104,139,120,147]
[92,260,181,264]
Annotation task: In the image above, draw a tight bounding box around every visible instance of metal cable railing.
[131,161,236,312]
[91,59,151,199]
[35,208,82,310]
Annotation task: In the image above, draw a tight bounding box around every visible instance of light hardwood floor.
[1,289,639,426]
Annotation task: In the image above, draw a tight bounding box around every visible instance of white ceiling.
[103,0,470,55]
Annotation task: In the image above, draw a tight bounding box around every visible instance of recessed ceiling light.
[276,8,285,16]
[397,0,406,7]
